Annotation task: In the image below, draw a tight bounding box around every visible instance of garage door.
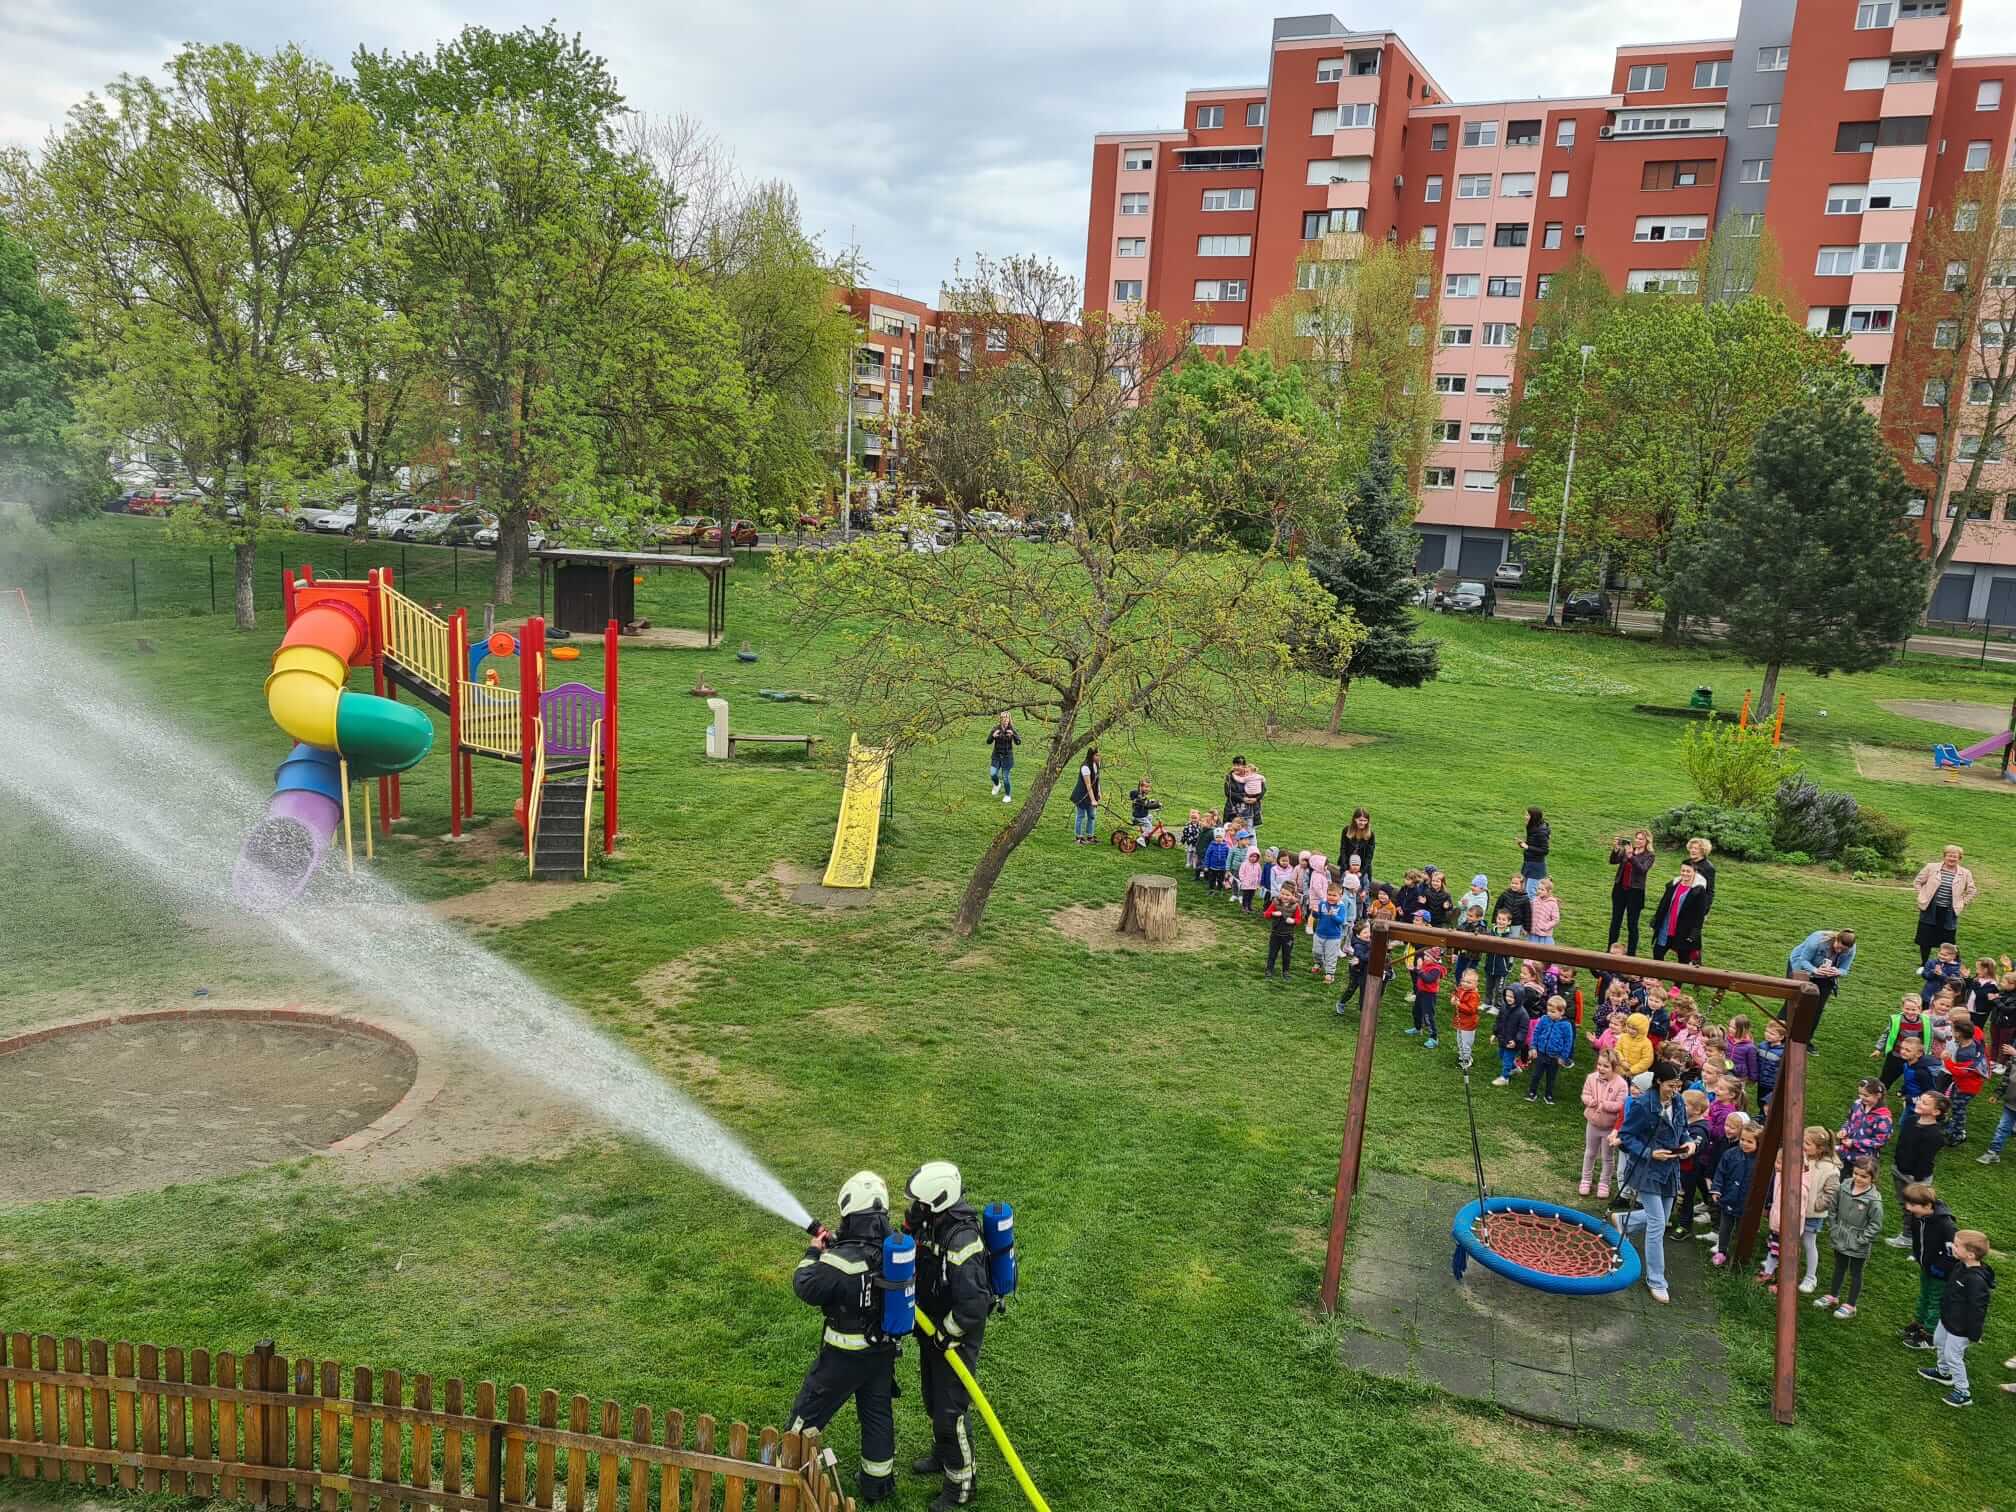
[1457,537,1502,578]
[1415,532,1449,573]
[1988,578,2016,627]
[1931,572,1973,623]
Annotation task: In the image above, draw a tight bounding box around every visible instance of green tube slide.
[334,693,436,780]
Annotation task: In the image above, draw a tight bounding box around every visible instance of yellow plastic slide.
[822,735,890,888]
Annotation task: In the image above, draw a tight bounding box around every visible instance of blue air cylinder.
[982,1202,1018,1300]
[880,1231,916,1338]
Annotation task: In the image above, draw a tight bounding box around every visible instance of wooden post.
[603,618,619,855]
[249,1342,273,1507]
[1320,922,1390,1314]
[1117,874,1177,941]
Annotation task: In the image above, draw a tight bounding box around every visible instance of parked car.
[427,508,495,545]
[102,490,144,513]
[377,507,439,541]
[303,507,359,535]
[1493,560,1527,588]
[471,524,547,552]
[681,517,759,549]
[124,490,177,516]
[1561,591,1609,625]
[1436,579,1495,615]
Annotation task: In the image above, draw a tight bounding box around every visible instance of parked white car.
[377,508,438,541]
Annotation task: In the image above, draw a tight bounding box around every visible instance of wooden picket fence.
[0,1332,853,1512]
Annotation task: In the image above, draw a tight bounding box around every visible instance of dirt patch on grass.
[635,952,726,1012]
[1274,730,1379,751]
[407,823,520,862]
[427,879,619,928]
[1854,741,2016,795]
[1878,699,2010,734]
[1049,903,1218,954]
[1425,1128,1556,1193]
[809,1002,883,1035]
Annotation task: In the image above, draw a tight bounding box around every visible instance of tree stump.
[1118,874,1178,943]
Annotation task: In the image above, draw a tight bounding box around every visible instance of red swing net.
[1473,1208,1623,1279]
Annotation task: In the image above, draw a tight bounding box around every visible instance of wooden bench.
[728,732,821,758]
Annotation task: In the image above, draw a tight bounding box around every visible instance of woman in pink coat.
[1579,1048,1630,1198]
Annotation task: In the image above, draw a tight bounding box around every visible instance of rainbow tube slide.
[233,600,434,907]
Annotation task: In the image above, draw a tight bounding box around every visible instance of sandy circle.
[1050,902,1219,953]
[1853,742,2016,796]
[1878,699,2012,734]
[0,1015,417,1201]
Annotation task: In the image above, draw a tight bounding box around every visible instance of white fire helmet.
[906,1160,963,1215]
[837,1170,889,1218]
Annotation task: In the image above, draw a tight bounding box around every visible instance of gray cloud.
[7,2,2014,300]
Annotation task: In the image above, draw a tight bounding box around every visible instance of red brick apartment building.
[840,287,948,481]
[1085,6,2016,619]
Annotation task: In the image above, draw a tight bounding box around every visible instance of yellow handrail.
[582,717,603,880]
[459,680,521,756]
[525,717,546,880]
[378,580,453,694]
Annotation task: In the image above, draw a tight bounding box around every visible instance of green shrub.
[1773,778,1861,858]
[1841,845,1888,875]
[1678,718,1795,809]
[1851,804,1911,864]
[1652,802,1779,861]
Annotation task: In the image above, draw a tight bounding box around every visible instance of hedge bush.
[1651,803,1780,861]
[1678,719,1796,809]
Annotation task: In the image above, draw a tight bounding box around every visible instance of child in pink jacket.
[1579,1048,1630,1198]
[1236,847,1263,912]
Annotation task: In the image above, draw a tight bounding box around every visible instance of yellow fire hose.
[913,1311,1051,1511]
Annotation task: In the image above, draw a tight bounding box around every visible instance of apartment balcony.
[853,368,886,386]
[1858,207,1916,244]
[1849,270,1905,308]
[1325,179,1371,215]
[1880,79,1938,119]
[1844,331,1894,368]
[1893,14,1949,53]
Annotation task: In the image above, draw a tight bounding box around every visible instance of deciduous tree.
[0,223,102,519]
[1666,392,1925,711]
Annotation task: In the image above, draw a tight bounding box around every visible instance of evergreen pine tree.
[1304,426,1441,733]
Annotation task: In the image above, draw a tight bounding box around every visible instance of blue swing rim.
[1451,1196,1642,1296]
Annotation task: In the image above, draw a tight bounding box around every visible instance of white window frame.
[1475,374,1512,397]
[1965,141,1992,172]
[1461,120,1499,148]
[1549,171,1569,198]
[1634,215,1709,242]
[1845,58,1888,91]
[1462,469,1497,492]
[1339,102,1374,128]
[1824,184,1866,215]
[1431,419,1461,443]
[1444,273,1479,298]
[1556,119,1577,147]
[1856,1,1895,26]
[1867,178,1919,210]
[1246,102,1266,128]
[1424,467,1456,490]
[1201,187,1255,211]
[1119,192,1149,215]
[1694,59,1731,88]
[1193,279,1249,301]
[1740,158,1772,183]
[1500,172,1536,198]
[1420,225,1438,250]
[1924,378,1949,406]
[1450,223,1486,249]
[1196,105,1225,129]
[1980,81,2004,111]
[1311,107,1339,135]
[1627,64,1667,93]
[1196,235,1252,256]
[1439,324,1474,347]
[1480,322,1517,347]
[1859,241,1906,271]
[1469,423,1505,445]
[1815,246,1857,276]
[1113,280,1143,302]
[1456,173,1493,199]
[1432,373,1467,394]
[1116,237,1146,257]
[1749,102,1780,128]
[1123,149,1153,171]
[1758,46,1790,72]
[1424,175,1444,202]
[1846,305,1895,333]
[1190,323,1243,346]
[1316,58,1345,84]
[1888,54,1939,84]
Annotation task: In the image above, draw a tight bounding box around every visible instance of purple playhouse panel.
[541,682,606,759]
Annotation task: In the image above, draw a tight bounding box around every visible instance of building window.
[1825,183,1866,214]
[1535,275,1553,299]
[1457,173,1493,198]
[1845,58,1889,90]
[1627,64,1667,92]
[1694,59,1731,88]
[1461,120,1499,148]
[1957,202,1981,231]
[1119,192,1149,215]
[1740,158,1772,183]
[1431,122,1449,151]
[1859,241,1906,271]
[1463,469,1497,491]
[1311,107,1339,134]
[1835,121,1880,153]
[1960,436,2008,463]
[1993,260,2016,288]
[1501,172,1536,197]
[983,328,1007,353]
[1856,1,1895,25]
[1946,261,1970,291]
[1196,105,1225,129]
[1971,377,1996,403]
[1470,423,1505,445]
[1816,246,1857,276]
[1731,212,1765,236]
[1196,234,1252,256]
[1507,119,1541,147]
[1481,322,1518,346]
[1626,268,1702,295]
[1301,211,1325,239]
[1444,273,1479,298]
[1201,187,1255,211]
[1433,374,1467,394]
[1846,305,1895,332]
[1190,323,1243,346]
[1193,278,1249,301]
[1924,378,1949,406]
[1493,223,1530,247]
[1641,159,1716,190]
[1440,324,1473,346]
[1915,433,1939,462]
[1548,170,1569,197]
[1749,102,1780,128]
[1758,45,1790,71]
[1451,223,1486,248]
[1316,57,1345,83]
[1934,319,1960,348]
[1635,214,1709,241]
[1113,280,1143,302]
[1413,276,1432,299]
[1476,374,1512,396]
[1340,102,1375,128]
[1352,50,1381,76]
[1556,119,1577,147]
[1891,54,1941,83]
[1425,175,1444,202]
[1432,419,1461,442]
[1543,222,1563,249]
[1981,81,2004,110]
[1906,495,1927,518]
[1117,237,1146,257]
[1881,116,1932,147]
[1421,225,1439,249]
[1123,149,1153,171]
[1867,177,1919,209]
[1965,141,1992,172]
[1424,467,1456,489]
[1486,275,1523,298]
[1246,103,1266,127]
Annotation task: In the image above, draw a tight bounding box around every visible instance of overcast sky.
[8,1,2016,299]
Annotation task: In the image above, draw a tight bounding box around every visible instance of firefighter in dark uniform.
[905,1160,991,1510]
[783,1171,898,1503]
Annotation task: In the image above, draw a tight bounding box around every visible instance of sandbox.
[0,1009,426,1202]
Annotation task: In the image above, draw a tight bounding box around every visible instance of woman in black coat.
[1649,863,1709,963]
[1608,829,1656,954]
[1518,807,1551,900]
[1339,807,1376,883]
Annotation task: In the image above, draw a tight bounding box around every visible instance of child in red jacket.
[1409,946,1445,1049]
[1943,1010,1988,1145]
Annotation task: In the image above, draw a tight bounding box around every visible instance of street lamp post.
[1543,343,1595,627]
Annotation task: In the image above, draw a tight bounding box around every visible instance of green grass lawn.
[2,530,2014,1511]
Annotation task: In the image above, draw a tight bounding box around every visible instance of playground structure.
[1320,918,1824,1426]
[820,736,892,889]
[1735,689,1787,745]
[235,566,620,903]
[1932,693,2016,779]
